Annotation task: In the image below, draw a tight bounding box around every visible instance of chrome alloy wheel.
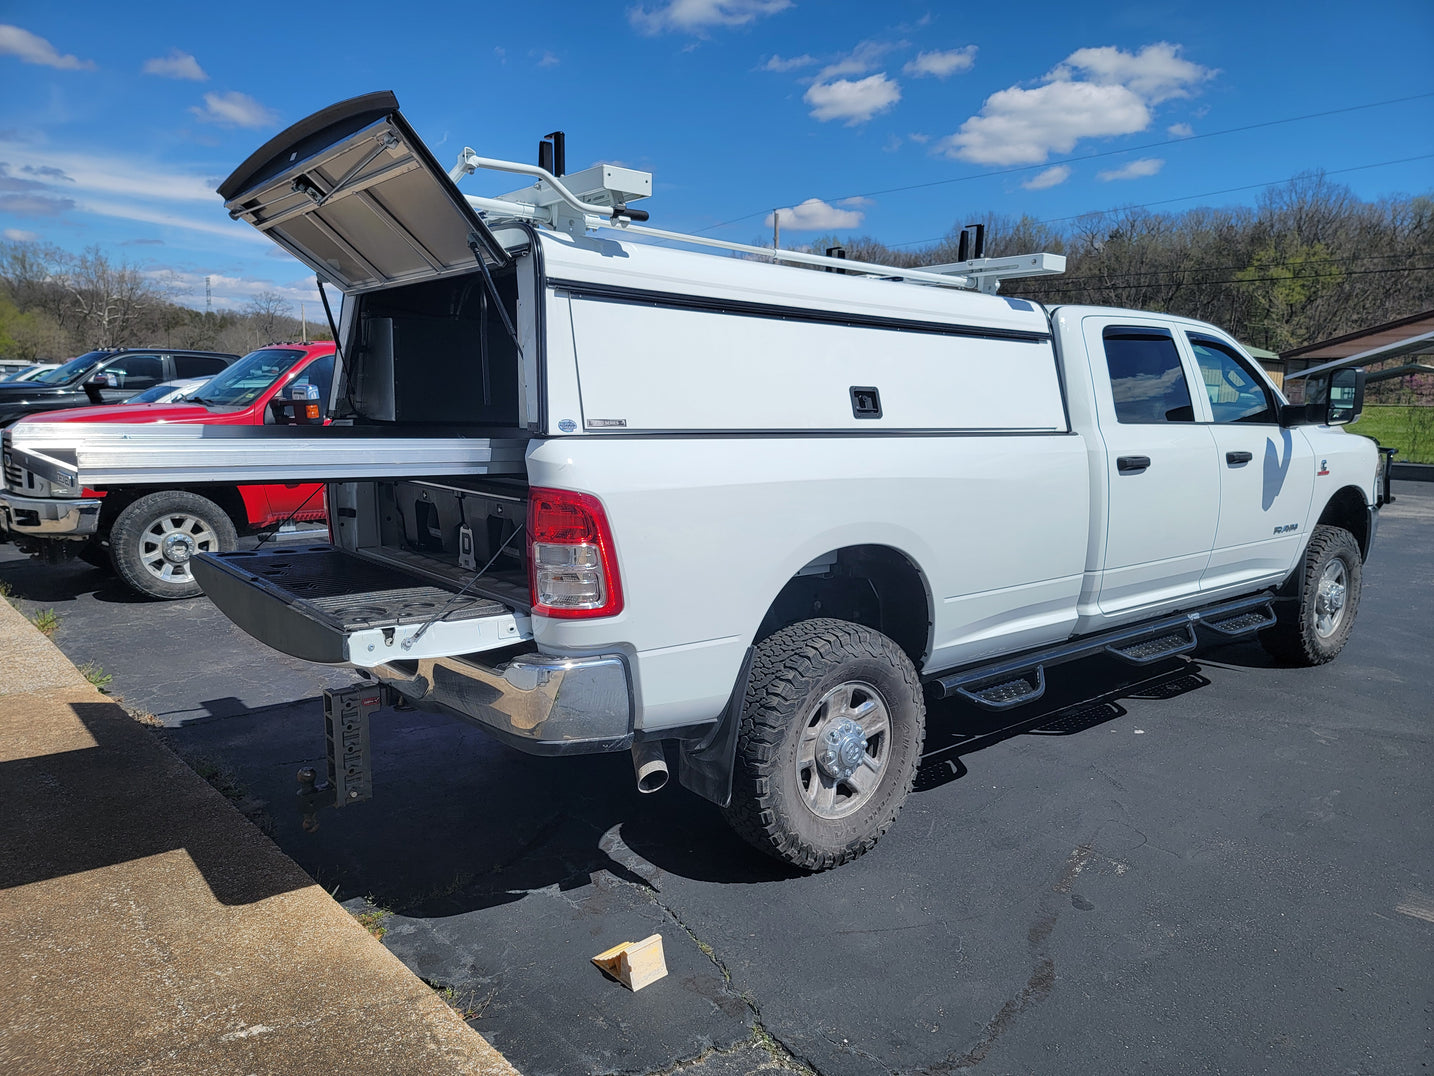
[138,513,219,583]
[1314,558,1348,639]
[795,680,892,820]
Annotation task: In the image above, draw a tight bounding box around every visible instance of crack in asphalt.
[921,842,1094,1074]
[597,825,819,1075]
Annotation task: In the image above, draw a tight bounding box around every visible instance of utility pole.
[301,301,307,341]
[772,210,780,262]
[205,276,212,316]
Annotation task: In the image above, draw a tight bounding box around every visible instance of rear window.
[188,348,305,407]
[1102,328,1195,424]
[175,355,230,378]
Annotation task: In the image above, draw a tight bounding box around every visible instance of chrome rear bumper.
[370,651,634,754]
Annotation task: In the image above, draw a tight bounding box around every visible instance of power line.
[694,91,1434,234]
[1021,252,1433,287]
[1031,263,1434,296]
[883,154,1434,249]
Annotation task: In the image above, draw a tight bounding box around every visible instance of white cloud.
[0,142,217,203]
[816,40,902,81]
[630,0,791,35]
[1052,43,1215,104]
[939,42,1214,166]
[1167,122,1193,137]
[908,131,930,144]
[142,49,207,81]
[148,267,319,313]
[904,46,976,79]
[190,91,278,129]
[766,197,866,231]
[0,25,95,70]
[1022,165,1071,190]
[762,53,815,72]
[940,80,1149,164]
[1097,157,1164,181]
[77,197,267,242]
[3,228,39,241]
[805,73,901,125]
[0,193,75,216]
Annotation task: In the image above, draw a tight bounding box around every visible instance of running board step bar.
[931,595,1275,710]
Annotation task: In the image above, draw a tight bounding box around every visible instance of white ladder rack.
[448,148,1063,294]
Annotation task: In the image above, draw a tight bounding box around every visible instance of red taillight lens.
[527,487,623,618]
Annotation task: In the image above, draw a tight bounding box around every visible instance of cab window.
[1187,335,1277,424]
[1102,328,1195,424]
[99,354,163,390]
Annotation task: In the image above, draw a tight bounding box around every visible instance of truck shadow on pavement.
[158,652,1217,913]
[915,654,1212,793]
[0,700,313,906]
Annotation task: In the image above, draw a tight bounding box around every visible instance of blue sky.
[1,0,1431,317]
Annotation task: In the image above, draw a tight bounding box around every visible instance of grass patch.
[352,899,392,941]
[421,978,491,1021]
[1349,405,1434,463]
[78,662,113,691]
[30,608,59,636]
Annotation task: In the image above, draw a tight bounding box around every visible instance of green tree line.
[802,173,1433,354]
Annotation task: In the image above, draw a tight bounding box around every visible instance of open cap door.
[218,91,508,293]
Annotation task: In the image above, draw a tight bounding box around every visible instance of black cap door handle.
[1116,455,1152,472]
[1226,451,1253,465]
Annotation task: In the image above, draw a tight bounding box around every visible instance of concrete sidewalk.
[0,598,519,1075]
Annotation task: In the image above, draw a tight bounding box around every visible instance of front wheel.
[722,619,925,871]
[109,490,237,600]
[1261,524,1363,665]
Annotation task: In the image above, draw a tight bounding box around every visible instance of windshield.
[30,352,108,386]
[189,348,304,407]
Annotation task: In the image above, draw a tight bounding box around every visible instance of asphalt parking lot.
[2,484,1430,1076]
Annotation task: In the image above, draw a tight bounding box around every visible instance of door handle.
[1116,455,1152,473]
[1226,451,1253,465]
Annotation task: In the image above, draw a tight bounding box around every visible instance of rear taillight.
[527,487,623,618]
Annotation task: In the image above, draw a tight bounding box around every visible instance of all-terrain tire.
[722,618,925,871]
[109,490,237,600]
[1260,524,1362,666]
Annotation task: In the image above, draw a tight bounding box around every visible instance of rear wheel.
[109,490,237,600]
[1261,524,1362,665]
[722,618,925,871]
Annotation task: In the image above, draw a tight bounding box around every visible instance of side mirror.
[1325,367,1364,425]
[1281,367,1365,427]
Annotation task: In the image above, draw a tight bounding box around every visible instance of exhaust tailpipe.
[631,741,669,793]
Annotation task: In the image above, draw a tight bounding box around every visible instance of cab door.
[1084,316,1220,617]
[1183,332,1314,591]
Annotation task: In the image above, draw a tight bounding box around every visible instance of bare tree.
[57,246,164,348]
[244,290,292,345]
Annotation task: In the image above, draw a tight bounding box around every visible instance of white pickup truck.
[4,94,1382,869]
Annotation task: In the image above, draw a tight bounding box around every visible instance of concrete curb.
[1390,461,1434,482]
[0,597,520,1076]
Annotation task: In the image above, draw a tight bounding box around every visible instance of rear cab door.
[1080,314,1220,617]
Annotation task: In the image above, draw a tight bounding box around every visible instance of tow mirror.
[1281,367,1365,427]
[1325,367,1364,425]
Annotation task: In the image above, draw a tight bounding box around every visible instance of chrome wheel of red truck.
[110,491,237,600]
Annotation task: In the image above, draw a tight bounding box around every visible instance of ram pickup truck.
[3,95,1381,869]
[0,342,334,599]
[0,348,236,426]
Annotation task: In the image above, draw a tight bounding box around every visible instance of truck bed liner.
[194,546,528,665]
